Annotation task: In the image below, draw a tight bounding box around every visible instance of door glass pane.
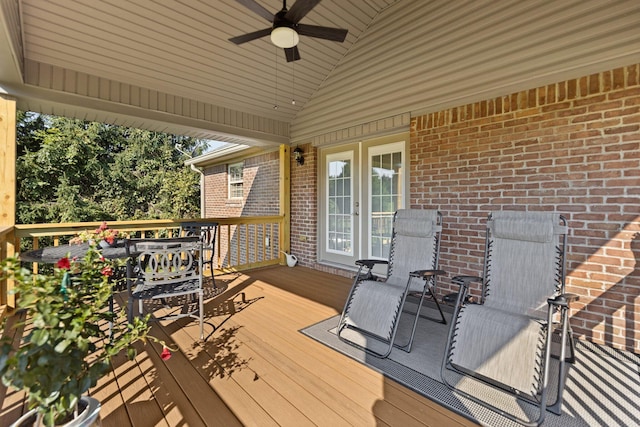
[370,149,402,259]
[327,158,352,255]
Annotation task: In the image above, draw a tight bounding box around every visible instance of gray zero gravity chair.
[441,211,578,427]
[337,209,446,358]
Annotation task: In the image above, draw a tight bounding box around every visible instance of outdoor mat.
[300,306,640,427]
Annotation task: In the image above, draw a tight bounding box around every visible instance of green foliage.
[0,246,158,426]
[16,112,205,224]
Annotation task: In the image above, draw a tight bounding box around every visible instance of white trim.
[366,140,406,260]
[325,151,355,256]
[228,162,244,200]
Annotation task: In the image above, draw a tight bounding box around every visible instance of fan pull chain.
[291,61,296,105]
[274,47,279,110]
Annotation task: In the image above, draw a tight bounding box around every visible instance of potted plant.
[69,221,120,248]
[0,243,171,426]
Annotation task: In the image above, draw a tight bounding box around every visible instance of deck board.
[1,266,478,426]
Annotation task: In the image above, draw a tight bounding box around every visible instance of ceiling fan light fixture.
[271,26,299,48]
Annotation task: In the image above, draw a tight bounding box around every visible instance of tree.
[16,112,205,224]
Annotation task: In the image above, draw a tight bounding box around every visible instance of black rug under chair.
[300,303,640,427]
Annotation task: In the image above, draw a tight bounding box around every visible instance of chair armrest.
[451,275,482,289]
[410,269,447,279]
[548,293,579,308]
[355,259,388,269]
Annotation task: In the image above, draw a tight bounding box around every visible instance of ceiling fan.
[229,0,348,62]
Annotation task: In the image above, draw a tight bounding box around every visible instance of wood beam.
[0,94,16,307]
[279,144,291,265]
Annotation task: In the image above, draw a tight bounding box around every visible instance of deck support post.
[0,93,17,307]
[279,144,291,266]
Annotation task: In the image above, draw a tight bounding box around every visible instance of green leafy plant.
[0,244,170,426]
[69,221,120,245]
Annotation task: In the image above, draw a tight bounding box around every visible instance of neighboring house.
[187,145,281,270]
[188,145,281,218]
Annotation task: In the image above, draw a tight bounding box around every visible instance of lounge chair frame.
[441,211,578,426]
[337,209,446,358]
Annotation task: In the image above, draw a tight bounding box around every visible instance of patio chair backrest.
[483,211,567,317]
[179,222,218,269]
[134,237,202,288]
[388,209,441,288]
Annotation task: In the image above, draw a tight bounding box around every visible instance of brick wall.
[290,143,317,267]
[290,63,639,352]
[202,151,280,217]
[201,150,280,268]
[411,64,640,352]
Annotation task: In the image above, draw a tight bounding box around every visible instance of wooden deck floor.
[0,266,477,426]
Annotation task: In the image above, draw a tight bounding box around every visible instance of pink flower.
[98,221,108,232]
[101,266,113,277]
[56,257,71,270]
[160,346,172,361]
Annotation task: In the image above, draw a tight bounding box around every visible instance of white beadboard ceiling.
[0,0,639,147]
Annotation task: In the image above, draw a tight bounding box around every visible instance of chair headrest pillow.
[490,218,554,243]
[395,218,435,237]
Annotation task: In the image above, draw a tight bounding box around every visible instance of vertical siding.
[291,0,640,143]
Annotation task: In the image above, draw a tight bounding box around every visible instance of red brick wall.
[202,151,280,217]
[290,143,317,267]
[201,151,280,268]
[411,64,640,352]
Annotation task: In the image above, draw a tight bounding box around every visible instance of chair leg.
[428,286,447,325]
[198,290,204,342]
[396,283,427,353]
[396,278,447,353]
[548,305,572,415]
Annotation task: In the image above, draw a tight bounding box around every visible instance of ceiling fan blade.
[296,24,348,42]
[285,0,322,23]
[284,46,301,62]
[235,0,274,22]
[229,28,272,45]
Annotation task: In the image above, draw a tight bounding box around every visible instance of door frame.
[317,132,409,270]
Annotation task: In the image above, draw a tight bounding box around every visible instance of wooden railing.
[2,216,285,307]
[0,226,14,309]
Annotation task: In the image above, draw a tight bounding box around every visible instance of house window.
[228,162,243,199]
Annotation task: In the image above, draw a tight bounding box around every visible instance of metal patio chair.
[180,221,218,288]
[441,211,578,426]
[126,237,205,341]
[336,209,446,358]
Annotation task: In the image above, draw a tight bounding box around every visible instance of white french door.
[318,134,408,269]
[320,145,360,266]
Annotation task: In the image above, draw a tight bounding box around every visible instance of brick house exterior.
[195,148,281,269]
[198,63,639,353]
[201,150,280,218]
[289,63,639,353]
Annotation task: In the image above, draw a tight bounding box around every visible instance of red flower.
[100,266,113,277]
[98,221,108,231]
[160,346,172,361]
[56,257,71,270]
